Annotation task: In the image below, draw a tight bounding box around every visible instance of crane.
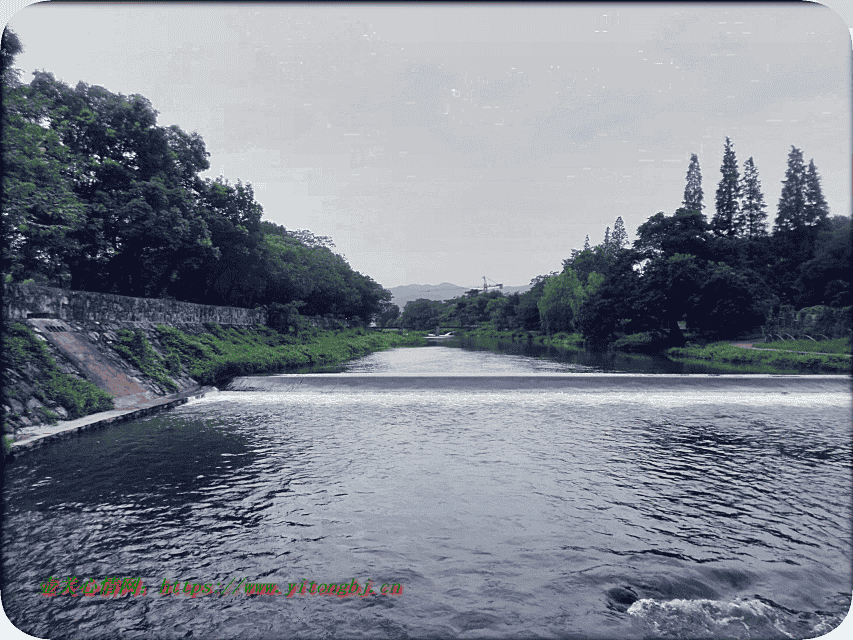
[482,276,503,292]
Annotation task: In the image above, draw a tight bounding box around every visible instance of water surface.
[3,346,850,639]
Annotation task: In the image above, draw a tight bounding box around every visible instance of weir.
[225,373,850,393]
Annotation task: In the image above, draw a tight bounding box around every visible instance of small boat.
[425,331,455,339]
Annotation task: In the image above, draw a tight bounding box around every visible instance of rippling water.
[3,346,851,639]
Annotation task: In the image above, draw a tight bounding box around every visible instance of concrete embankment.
[3,282,264,452]
[9,386,219,456]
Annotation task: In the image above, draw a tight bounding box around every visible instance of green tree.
[2,38,85,286]
[577,250,641,348]
[803,158,830,230]
[634,208,709,260]
[736,156,768,239]
[537,268,601,334]
[636,253,704,346]
[377,302,400,327]
[682,153,705,216]
[689,263,772,339]
[611,216,629,251]
[712,137,740,237]
[399,298,450,330]
[774,146,807,235]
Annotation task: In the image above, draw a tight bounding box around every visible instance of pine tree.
[774,146,806,234]
[712,137,740,237]
[583,235,591,251]
[803,158,829,229]
[602,226,612,256]
[682,153,705,216]
[611,216,629,250]
[736,156,767,239]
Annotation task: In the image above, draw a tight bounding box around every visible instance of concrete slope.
[28,318,156,409]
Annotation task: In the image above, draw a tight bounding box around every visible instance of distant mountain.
[388,282,531,309]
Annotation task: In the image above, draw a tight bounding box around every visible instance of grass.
[668,342,852,374]
[154,324,427,387]
[3,322,114,421]
[112,329,179,393]
[755,337,851,355]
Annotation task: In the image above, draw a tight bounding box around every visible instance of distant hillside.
[388,282,532,309]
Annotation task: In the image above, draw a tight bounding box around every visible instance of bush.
[111,329,178,393]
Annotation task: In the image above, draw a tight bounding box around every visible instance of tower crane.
[482,276,503,292]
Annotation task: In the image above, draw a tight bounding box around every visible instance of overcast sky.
[6,3,851,289]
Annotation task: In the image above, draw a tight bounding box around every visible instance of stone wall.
[3,283,266,326]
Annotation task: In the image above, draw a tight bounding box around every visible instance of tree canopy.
[2,32,390,324]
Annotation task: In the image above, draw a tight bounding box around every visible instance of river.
[3,343,851,639]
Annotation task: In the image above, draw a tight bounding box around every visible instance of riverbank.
[7,385,220,456]
[2,322,426,455]
[669,342,851,374]
[442,328,851,374]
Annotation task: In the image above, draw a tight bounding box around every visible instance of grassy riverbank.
[2,322,427,438]
[755,337,851,355]
[153,324,426,387]
[667,342,851,374]
[449,327,851,374]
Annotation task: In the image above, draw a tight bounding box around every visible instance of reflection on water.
[315,336,770,375]
[2,347,851,639]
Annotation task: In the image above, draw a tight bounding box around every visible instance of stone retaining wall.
[3,283,266,325]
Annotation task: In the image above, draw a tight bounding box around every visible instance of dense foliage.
[1,30,390,324]
[394,139,850,348]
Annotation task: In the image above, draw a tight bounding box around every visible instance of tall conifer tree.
[611,216,629,250]
[712,137,740,237]
[774,146,806,234]
[682,154,705,216]
[736,156,767,239]
[602,226,612,256]
[803,158,829,229]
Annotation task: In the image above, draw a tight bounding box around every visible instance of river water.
[3,344,851,639]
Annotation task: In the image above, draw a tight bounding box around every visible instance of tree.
[2,40,85,287]
[634,208,709,261]
[537,269,583,333]
[583,234,591,251]
[736,156,767,239]
[636,253,704,346]
[712,137,740,237]
[689,263,773,339]
[682,153,705,216]
[803,158,830,230]
[577,249,641,348]
[611,216,629,251]
[399,298,450,330]
[602,226,612,256]
[377,302,400,327]
[1,28,22,82]
[774,146,807,235]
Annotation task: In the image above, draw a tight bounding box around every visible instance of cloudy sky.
[6,3,851,289]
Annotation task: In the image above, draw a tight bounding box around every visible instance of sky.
[4,3,852,290]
